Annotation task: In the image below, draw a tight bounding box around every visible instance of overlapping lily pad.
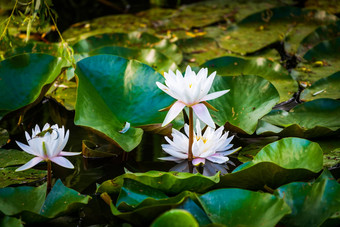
[275,169,340,226]
[300,71,340,101]
[197,188,291,226]
[216,137,323,190]
[208,75,280,134]
[0,179,91,223]
[97,171,219,195]
[87,46,177,74]
[0,167,47,188]
[72,32,182,65]
[293,37,340,84]
[0,53,65,119]
[216,6,336,55]
[257,99,340,138]
[75,55,175,151]
[201,56,298,102]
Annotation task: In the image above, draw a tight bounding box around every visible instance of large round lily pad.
[151,209,199,227]
[75,55,174,151]
[208,75,280,134]
[256,99,340,138]
[201,56,298,102]
[197,188,291,227]
[0,53,65,119]
[216,137,323,190]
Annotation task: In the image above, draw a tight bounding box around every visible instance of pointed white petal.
[16,141,36,155]
[192,103,215,128]
[201,90,230,101]
[206,154,229,164]
[25,131,31,141]
[162,101,186,126]
[15,157,43,171]
[50,156,74,169]
[42,123,50,131]
[59,151,81,156]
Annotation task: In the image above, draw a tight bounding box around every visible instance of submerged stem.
[188,107,194,161]
[47,161,52,196]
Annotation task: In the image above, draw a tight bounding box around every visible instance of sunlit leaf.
[96,171,219,195]
[257,99,340,138]
[202,56,297,102]
[216,137,323,190]
[208,75,280,134]
[151,209,199,227]
[0,167,47,188]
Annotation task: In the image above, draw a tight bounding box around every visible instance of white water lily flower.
[156,65,229,128]
[159,120,240,166]
[15,123,80,171]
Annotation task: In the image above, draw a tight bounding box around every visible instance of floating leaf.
[0,53,65,119]
[323,149,340,168]
[151,209,199,227]
[293,37,340,84]
[208,75,279,134]
[177,198,212,226]
[81,140,118,158]
[276,170,340,226]
[97,171,219,195]
[176,37,227,68]
[0,167,46,188]
[198,188,291,226]
[46,79,77,111]
[257,99,340,138]
[75,55,174,151]
[202,56,297,102]
[297,20,340,57]
[300,71,340,101]
[216,137,323,190]
[0,179,91,223]
[0,149,34,168]
[88,46,177,74]
[217,6,336,55]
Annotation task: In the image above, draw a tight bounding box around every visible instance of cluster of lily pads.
[0,0,340,226]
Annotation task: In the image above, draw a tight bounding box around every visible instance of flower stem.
[47,161,52,196]
[188,107,194,161]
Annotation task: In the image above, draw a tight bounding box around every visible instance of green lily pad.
[275,169,340,227]
[72,32,182,65]
[0,149,34,168]
[257,99,340,138]
[96,171,219,195]
[88,46,177,74]
[297,20,340,57]
[105,189,194,226]
[75,55,175,151]
[0,179,91,223]
[62,15,152,43]
[0,53,65,119]
[300,71,340,101]
[217,6,336,55]
[201,56,298,102]
[151,209,199,227]
[0,167,47,188]
[0,216,23,227]
[0,128,9,147]
[176,37,227,68]
[81,140,118,158]
[197,188,291,226]
[293,37,340,84]
[216,137,323,190]
[208,75,279,134]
